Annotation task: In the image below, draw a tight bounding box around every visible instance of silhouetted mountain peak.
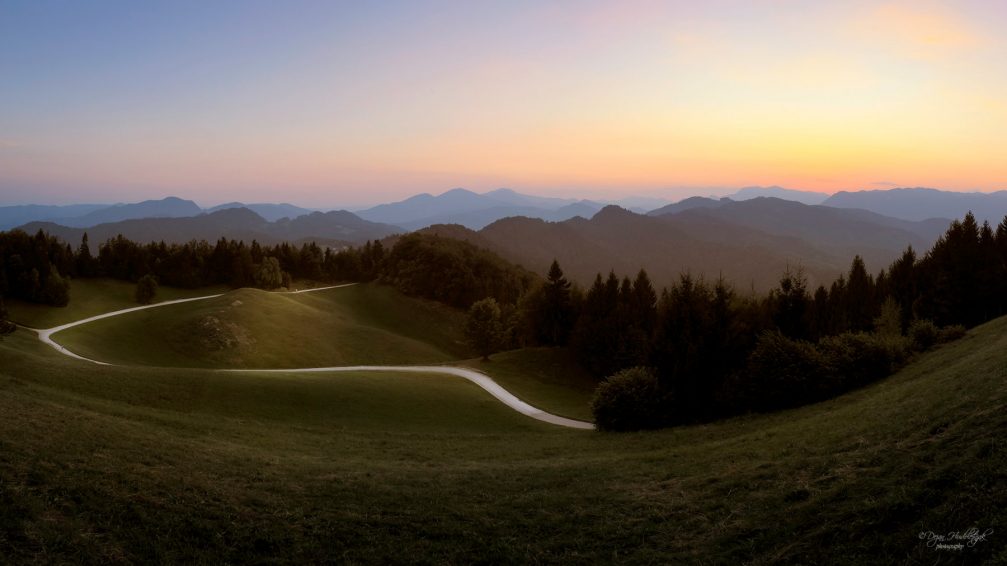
[591,205,637,222]
[317,210,367,222]
[485,188,519,197]
[648,196,727,216]
[728,186,830,205]
[483,215,551,231]
[442,188,480,197]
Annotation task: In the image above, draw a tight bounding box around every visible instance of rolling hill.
[1,297,1003,562]
[5,278,229,329]
[54,283,471,368]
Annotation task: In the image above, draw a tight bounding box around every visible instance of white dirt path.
[29,283,594,430]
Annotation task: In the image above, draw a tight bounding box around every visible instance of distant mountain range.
[0,197,320,230]
[354,188,680,230]
[204,202,317,222]
[5,187,1003,234]
[0,190,670,232]
[18,208,401,247]
[823,188,1007,224]
[653,197,948,274]
[4,187,1000,291]
[413,197,949,292]
[724,186,830,205]
[0,203,112,230]
[355,188,600,230]
[53,197,203,227]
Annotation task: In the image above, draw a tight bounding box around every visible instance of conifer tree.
[845,256,875,331]
[631,269,657,335]
[571,273,621,376]
[887,247,917,331]
[538,260,575,345]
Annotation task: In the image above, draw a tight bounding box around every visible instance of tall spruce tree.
[845,256,875,331]
[631,269,657,335]
[887,247,917,331]
[539,260,575,345]
[76,233,95,277]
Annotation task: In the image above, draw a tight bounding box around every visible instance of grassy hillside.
[2,311,1004,563]
[54,283,472,368]
[5,278,229,329]
[463,347,598,421]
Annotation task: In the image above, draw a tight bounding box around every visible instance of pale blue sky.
[2,1,1006,206]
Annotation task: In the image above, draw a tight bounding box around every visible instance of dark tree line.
[0,229,535,312]
[519,212,1007,429]
[799,212,1007,337]
[0,229,73,306]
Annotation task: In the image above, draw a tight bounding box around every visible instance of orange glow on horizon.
[2,0,1005,206]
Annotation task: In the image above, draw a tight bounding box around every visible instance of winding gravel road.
[28,283,594,430]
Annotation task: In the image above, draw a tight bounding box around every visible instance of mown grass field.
[1,293,1004,563]
[52,283,473,369]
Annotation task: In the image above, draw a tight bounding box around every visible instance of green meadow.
[0,281,1004,563]
[6,278,229,330]
[53,284,472,369]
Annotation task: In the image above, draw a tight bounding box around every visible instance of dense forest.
[0,230,534,307]
[1,212,1004,430]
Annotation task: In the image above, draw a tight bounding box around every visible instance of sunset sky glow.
[2,0,1006,206]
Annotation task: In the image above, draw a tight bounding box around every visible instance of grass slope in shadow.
[0,314,1004,563]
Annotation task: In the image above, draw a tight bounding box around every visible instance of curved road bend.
[29,283,595,430]
[224,365,594,429]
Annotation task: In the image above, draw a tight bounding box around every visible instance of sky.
[1,0,1006,207]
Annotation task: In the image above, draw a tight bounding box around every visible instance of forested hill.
[0,228,537,312]
[415,198,948,292]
